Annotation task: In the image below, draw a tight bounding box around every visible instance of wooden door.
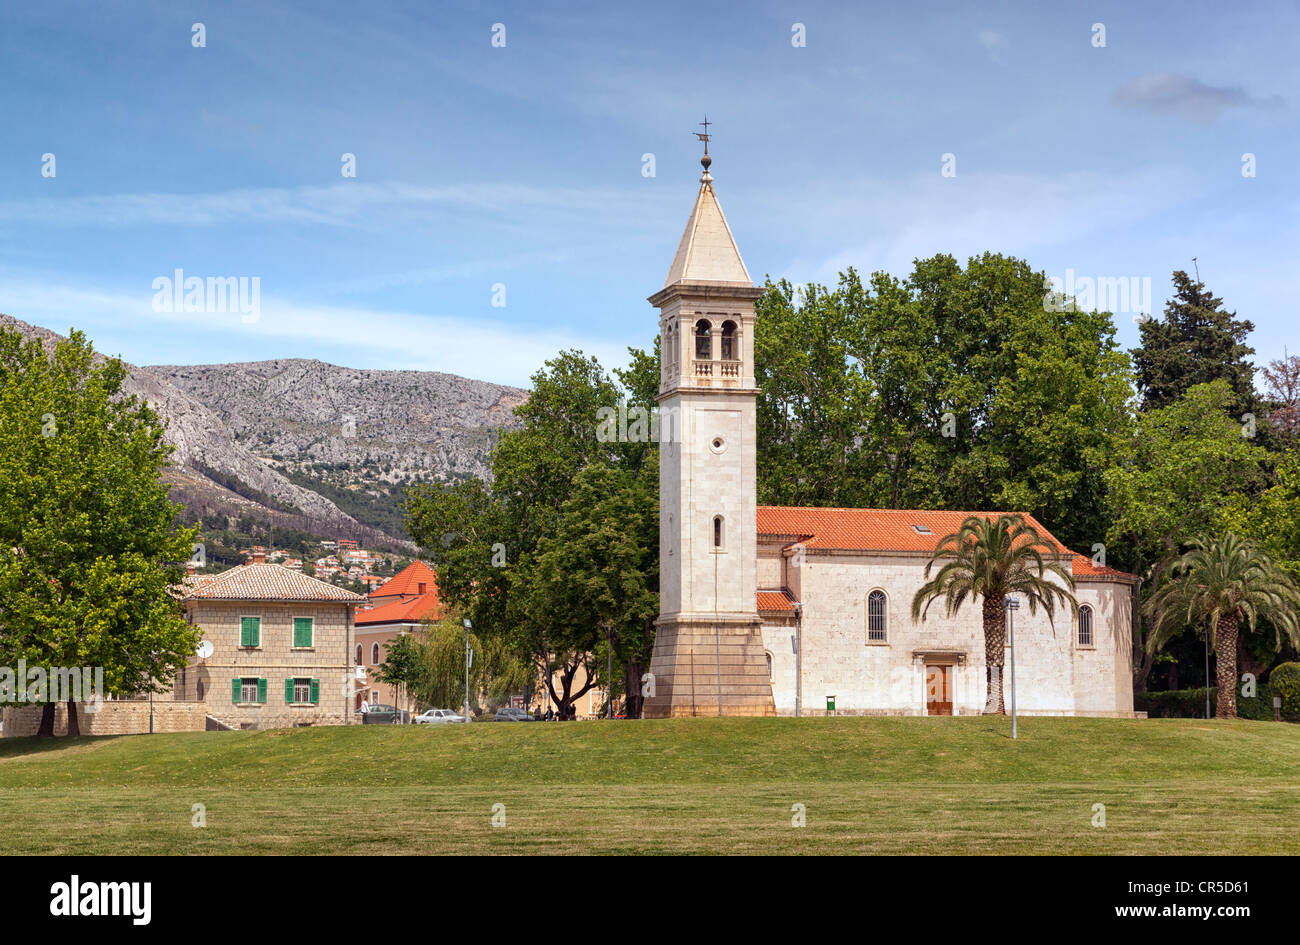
[926,664,953,716]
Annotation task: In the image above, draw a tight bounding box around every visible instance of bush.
[1267,662,1300,720]
[1136,684,1281,720]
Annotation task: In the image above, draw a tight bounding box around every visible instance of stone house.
[354,560,441,712]
[177,551,365,729]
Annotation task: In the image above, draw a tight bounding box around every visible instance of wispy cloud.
[0,181,661,230]
[0,279,631,388]
[977,29,1006,63]
[1111,73,1284,123]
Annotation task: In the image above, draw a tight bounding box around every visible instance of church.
[641,145,1136,719]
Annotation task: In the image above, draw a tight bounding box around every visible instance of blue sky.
[1,0,1295,388]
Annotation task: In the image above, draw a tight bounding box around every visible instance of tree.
[1261,351,1300,441]
[373,632,420,718]
[911,514,1077,714]
[404,615,532,716]
[1104,381,1273,687]
[754,255,1132,551]
[406,348,660,720]
[0,327,199,735]
[1131,270,1257,417]
[1144,534,1300,719]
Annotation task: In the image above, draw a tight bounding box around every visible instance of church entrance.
[925,664,953,716]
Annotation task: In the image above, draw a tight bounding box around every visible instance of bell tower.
[642,134,776,718]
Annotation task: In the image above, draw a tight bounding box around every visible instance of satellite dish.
[196,641,214,659]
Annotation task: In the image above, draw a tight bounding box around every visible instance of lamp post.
[1004,597,1019,740]
[462,618,472,723]
[793,603,803,718]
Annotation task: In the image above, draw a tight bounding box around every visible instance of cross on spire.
[694,116,712,154]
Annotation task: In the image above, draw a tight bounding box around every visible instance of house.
[353,560,441,712]
[176,549,366,728]
[642,148,1136,718]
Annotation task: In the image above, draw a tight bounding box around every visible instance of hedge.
[1269,662,1300,719]
[1135,683,1293,721]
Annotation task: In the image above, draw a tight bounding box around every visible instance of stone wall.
[1,701,207,737]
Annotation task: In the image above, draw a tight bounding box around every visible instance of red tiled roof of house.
[180,562,365,602]
[757,590,797,612]
[368,560,439,599]
[757,506,1134,581]
[355,594,441,626]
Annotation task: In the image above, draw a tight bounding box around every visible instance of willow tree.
[912,514,1077,714]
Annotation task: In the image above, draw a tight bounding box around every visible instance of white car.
[414,708,466,725]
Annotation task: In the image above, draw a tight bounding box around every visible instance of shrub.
[1136,684,1280,720]
[1267,662,1300,721]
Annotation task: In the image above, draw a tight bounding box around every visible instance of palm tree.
[912,514,1077,714]
[1144,533,1300,719]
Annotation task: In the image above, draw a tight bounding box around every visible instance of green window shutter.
[232,678,242,703]
[241,617,260,647]
[294,617,313,648]
[285,678,295,704]
[310,678,320,705]
[257,678,267,704]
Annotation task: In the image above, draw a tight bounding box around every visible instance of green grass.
[0,716,1296,854]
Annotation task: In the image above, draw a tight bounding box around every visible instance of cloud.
[0,279,630,388]
[1111,73,1284,123]
[0,181,661,230]
[977,29,1006,63]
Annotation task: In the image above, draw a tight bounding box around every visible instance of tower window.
[721,320,737,360]
[713,515,725,550]
[694,320,712,359]
[1078,605,1094,647]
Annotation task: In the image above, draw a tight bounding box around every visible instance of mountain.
[0,315,525,549]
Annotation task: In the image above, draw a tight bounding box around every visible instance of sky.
[0,0,1295,388]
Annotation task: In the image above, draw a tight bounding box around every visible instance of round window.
[709,436,727,454]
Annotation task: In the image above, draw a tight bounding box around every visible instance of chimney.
[417,582,427,595]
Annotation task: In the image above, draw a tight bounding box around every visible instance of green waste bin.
[826,695,836,715]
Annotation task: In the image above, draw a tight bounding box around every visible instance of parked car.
[414,708,466,725]
[361,704,411,724]
[493,707,536,722]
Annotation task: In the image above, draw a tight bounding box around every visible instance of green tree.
[406,348,660,719]
[1144,534,1300,719]
[912,514,1077,714]
[1131,270,1258,417]
[754,255,1131,551]
[374,633,420,718]
[1104,381,1272,687]
[0,327,199,735]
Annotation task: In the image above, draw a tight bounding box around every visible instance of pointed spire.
[663,130,752,288]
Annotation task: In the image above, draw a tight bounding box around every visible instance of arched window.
[356,644,363,665]
[765,651,773,681]
[713,515,725,550]
[371,642,380,664]
[867,590,888,642]
[720,320,737,360]
[694,319,712,360]
[1078,605,1094,646]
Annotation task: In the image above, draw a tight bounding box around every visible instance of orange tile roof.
[180,562,365,602]
[757,590,797,612]
[369,560,439,599]
[757,506,1133,581]
[355,594,441,626]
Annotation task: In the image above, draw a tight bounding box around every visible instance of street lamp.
[1004,597,1019,740]
[462,618,472,723]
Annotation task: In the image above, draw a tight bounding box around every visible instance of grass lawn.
[0,715,1296,855]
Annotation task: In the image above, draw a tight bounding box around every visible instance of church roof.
[663,170,752,287]
[756,506,1133,581]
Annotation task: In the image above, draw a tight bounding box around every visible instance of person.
[545,706,554,721]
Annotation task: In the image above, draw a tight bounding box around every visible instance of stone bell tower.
[642,138,776,718]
